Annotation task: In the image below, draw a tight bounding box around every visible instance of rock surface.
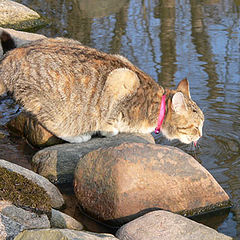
[0,214,24,240]
[116,210,232,240]
[14,229,118,240]
[7,112,64,147]
[32,133,155,184]
[0,200,50,228]
[0,0,46,30]
[50,209,83,231]
[0,200,50,240]
[74,142,230,225]
[0,159,64,209]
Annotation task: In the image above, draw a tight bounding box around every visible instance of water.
[0,0,240,238]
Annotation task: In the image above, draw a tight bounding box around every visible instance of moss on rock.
[0,0,49,31]
[0,166,52,217]
[1,17,49,31]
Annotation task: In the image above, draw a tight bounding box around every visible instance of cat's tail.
[0,30,17,96]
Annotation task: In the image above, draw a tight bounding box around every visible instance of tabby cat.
[0,38,204,144]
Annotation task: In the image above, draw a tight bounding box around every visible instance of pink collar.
[155,94,166,134]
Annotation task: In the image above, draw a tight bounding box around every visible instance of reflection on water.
[1,0,240,238]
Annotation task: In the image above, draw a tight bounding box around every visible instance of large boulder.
[31,133,155,184]
[0,159,64,209]
[0,0,47,30]
[74,142,230,226]
[14,229,118,240]
[116,210,232,240]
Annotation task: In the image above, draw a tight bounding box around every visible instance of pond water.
[0,0,240,238]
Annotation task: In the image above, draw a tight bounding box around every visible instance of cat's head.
[161,78,204,145]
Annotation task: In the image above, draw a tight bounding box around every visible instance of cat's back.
[4,37,130,71]
[0,37,135,95]
[0,37,150,127]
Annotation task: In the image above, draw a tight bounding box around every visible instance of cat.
[0,37,204,144]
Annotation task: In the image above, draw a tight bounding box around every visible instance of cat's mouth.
[179,135,200,145]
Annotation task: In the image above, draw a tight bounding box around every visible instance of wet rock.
[116,210,232,240]
[74,142,230,226]
[0,200,50,240]
[50,209,83,230]
[14,229,118,240]
[0,1,47,30]
[0,159,64,209]
[32,133,155,184]
[7,112,64,148]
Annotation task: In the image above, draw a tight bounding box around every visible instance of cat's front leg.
[100,128,119,138]
[59,134,92,143]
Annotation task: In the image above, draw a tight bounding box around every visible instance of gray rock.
[14,229,118,240]
[0,200,50,240]
[32,133,154,184]
[0,0,46,30]
[0,214,24,240]
[0,200,50,229]
[0,159,64,209]
[0,27,46,57]
[116,210,233,240]
[50,209,83,231]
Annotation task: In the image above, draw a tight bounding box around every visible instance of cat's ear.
[171,92,187,113]
[104,68,140,99]
[0,30,16,54]
[176,78,191,98]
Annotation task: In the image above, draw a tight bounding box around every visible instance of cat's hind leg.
[103,68,140,101]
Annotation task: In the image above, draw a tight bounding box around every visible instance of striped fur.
[0,38,204,144]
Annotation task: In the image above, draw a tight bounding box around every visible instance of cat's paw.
[59,134,92,143]
[104,68,140,100]
[100,128,119,137]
